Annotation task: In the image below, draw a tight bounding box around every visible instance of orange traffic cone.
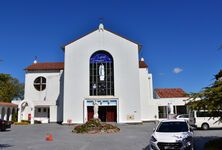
[45,133,53,141]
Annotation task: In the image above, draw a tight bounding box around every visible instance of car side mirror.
[153,128,156,132]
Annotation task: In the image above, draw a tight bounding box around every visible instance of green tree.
[188,70,222,122]
[0,73,24,102]
[215,70,222,80]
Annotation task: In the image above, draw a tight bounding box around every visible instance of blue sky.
[0,0,221,93]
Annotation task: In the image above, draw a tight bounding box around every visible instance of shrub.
[21,120,30,124]
[72,119,120,134]
[85,119,101,128]
[14,122,29,125]
[73,125,89,133]
[34,120,42,124]
[101,124,120,133]
[14,120,30,125]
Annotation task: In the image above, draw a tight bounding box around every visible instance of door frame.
[83,98,119,123]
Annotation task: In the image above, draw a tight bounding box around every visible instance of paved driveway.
[0,123,154,150]
[0,123,222,150]
[193,129,222,150]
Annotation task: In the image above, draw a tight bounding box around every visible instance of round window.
[33,76,46,91]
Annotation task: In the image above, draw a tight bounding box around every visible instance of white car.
[149,120,193,150]
[176,114,189,121]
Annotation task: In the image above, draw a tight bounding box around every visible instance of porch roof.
[154,88,188,98]
[0,102,17,107]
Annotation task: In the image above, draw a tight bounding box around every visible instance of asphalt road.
[0,123,221,150]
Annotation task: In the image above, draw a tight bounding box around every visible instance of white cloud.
[173,67,183,74]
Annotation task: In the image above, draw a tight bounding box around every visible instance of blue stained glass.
[90,53,112,63]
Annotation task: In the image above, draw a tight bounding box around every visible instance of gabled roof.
[62,27,142,51]
[63,29,97,48]
[25,62,64,71]
[0,102,17,107]
[154,88,187,98]
[105,29,142,49]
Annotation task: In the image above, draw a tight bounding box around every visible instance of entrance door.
[98,107,106,122]
[87,106,94,121]
[98,106,117,122]
[106,106,117,122]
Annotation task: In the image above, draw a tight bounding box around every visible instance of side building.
[154,88,189,119]
[18,62,64,124]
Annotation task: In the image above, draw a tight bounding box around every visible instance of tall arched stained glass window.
[90,51,114,96]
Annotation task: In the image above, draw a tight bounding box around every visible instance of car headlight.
[186,141,192,146]
[150,136,157,142]
[184,136,192,147]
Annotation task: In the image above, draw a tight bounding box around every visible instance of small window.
[43,108,47,112]
[38,108,41,113]
[34,76,46,91]
[197,111,209,117]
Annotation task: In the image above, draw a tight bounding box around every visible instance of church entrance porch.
[18,100,51,124]
[87,106,94,121]
[84,99,118,123]
[87,106,117,122]
[99,106,117,122]
[34,106,50,123]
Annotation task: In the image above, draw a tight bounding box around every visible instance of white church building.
[17,24,189,124]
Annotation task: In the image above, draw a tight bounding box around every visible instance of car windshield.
[156,121,188,132]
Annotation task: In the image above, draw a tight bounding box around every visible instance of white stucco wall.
[154,97,189,106]
[139,67,158,121]
[24,70,63,122]
[154,97,189,120]
[25,71,60,102]
[49,105,57,122]
[63,29,142,123]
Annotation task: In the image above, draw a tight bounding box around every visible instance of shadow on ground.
[194,136,220,150]
[143,145,149,150]
[0,144,14,148]
[0,129,11,132]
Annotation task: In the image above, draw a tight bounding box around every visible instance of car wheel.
[201,123,209,130]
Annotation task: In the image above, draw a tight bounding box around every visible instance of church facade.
[17,24,188,124]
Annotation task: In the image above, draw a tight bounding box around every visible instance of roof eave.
[105,28,141,46]
[61,27,142,51]
[25,69,64,71]
[61,29,98,51]
[138,44,142,52]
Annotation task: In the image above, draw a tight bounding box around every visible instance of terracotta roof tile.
[25,62,64,71]
[139,61,148,68]
[155,88,187,98]
[25,61,146,71]
[0,102,17,107]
